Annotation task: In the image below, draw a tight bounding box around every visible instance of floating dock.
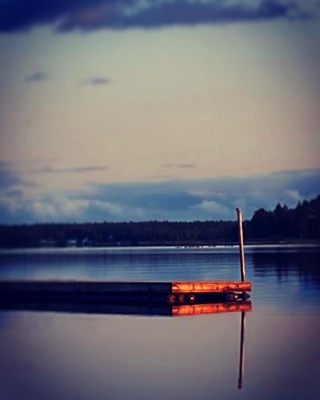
[0,209,252,310]
[0,280,251,304]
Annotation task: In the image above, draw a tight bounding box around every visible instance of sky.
[0,0,320,224]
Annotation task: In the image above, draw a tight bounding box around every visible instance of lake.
[0,245,320,400]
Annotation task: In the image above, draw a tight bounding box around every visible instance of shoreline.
[1,241,320,252]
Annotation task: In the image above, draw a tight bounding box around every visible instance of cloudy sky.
[0,0,320,223]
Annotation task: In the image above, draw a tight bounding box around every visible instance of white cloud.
[192,200,232,218]
[283,189,300,200]
[88,200,123,216]
[31,198,88,220]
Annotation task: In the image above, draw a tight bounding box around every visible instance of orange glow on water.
[172,301,252,316]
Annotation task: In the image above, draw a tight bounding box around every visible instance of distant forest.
[1,195,320,248]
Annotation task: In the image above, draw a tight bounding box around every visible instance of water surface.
[1,246,320,400]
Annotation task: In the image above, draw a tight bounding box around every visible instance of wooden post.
[236,208,246,282]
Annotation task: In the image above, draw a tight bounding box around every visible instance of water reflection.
[252,249,320,287]
[1,247,320,399]
[238,311,246,390]
[1,308,319,399]
[0,304,250,394]
[0,294,251,390]
[0,248,242,281]
[0,298,252,317]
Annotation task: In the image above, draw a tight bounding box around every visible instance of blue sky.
[0,0,320,223]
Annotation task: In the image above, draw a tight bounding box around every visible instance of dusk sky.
[0,0,320,223]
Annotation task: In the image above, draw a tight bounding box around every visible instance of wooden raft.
[0,280,251,304]
[172,281,251,293]
[0,280,251,294]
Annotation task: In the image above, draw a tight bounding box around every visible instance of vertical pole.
[236,208,246,282]
[238,311,246,389]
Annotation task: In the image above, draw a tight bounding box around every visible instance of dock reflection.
[172,301,251,316]
[0,298,251,317]
[0,298,250,390]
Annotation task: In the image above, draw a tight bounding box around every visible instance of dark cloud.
[0,0,119,32]
[80,77,111,86]
[25,71,49,82]
[68,168,320,221]
[0,160,24,189]
[31,165,108,174]
[1,168,320,223]
[0,161,36,224]
[0,204,36,224]
[0,1,309,33]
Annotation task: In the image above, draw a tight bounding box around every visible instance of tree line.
[0,195,319,248]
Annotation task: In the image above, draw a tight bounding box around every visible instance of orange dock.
[172,281,251,293]
[0,279,251,305]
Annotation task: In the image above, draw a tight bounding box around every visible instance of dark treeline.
[0,195,320,248]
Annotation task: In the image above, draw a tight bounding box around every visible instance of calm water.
[0,245,320,400]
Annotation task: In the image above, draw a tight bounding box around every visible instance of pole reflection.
[238,311,246,389]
